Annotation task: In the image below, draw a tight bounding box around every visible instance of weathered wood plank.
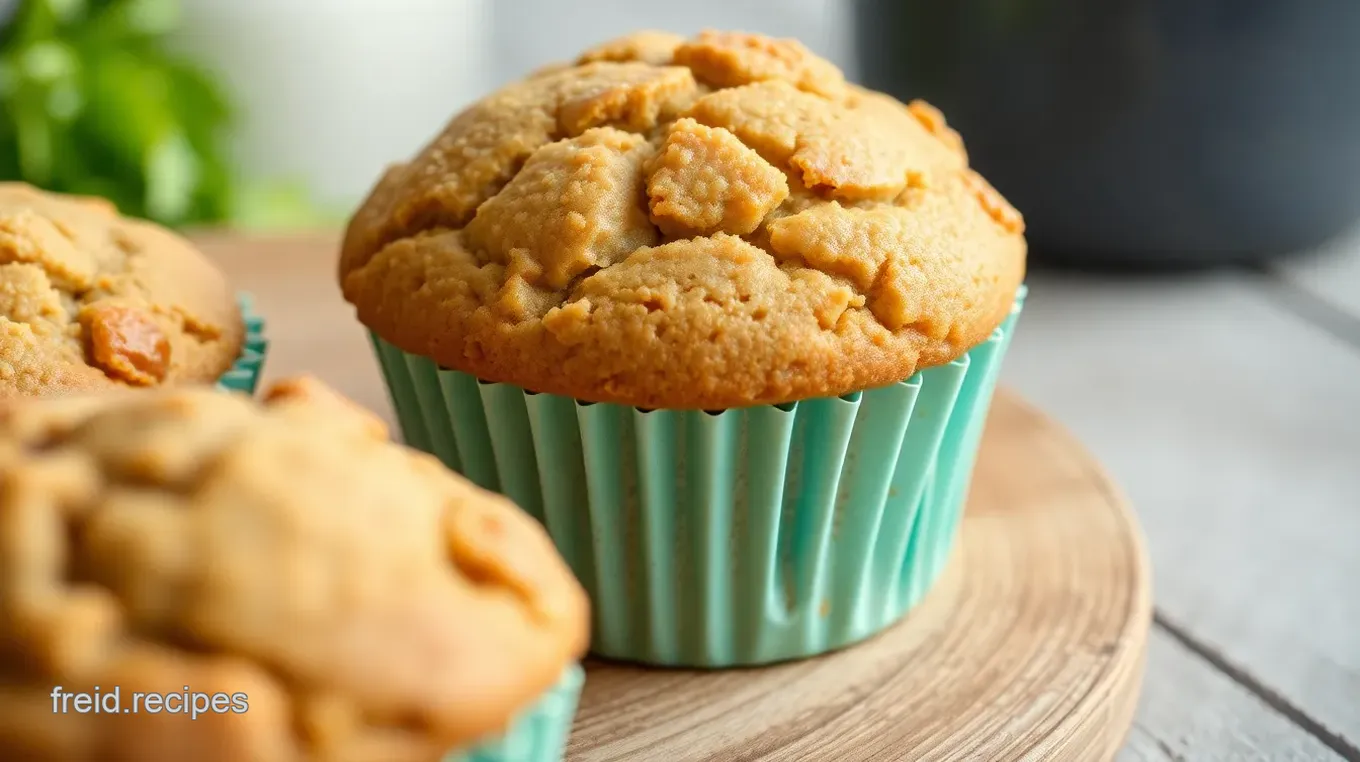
[1119,629,1344,761]
[1003,270,1360,755]
[1273,225,1360,321]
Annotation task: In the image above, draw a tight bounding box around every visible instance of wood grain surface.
[194,231,391,417]
[1002,272,1360,757]
[198,231,1153,762]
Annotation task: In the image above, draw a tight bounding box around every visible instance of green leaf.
[6,0,60,47]
[44,77,80,121]
[63,175,127,211]
[47,0,86,25]
[56,134,142,215]
[18,39,75,82]
[83,0,175,43]
[163,57,232,146]
[231,181,326,231]
[0,0,239,227]
[12,91,52,180]
[79,50,172,165]
[123,0,176,36]
[0,60,17,98]
[143,129,198,223]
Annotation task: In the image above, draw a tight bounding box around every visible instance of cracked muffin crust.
[0,183,243,398]
[340,30,1027,409]
[0,378,589,762]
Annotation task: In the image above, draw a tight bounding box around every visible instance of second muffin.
[341,30,1027,666]
[0,378,588,762]
[0,183,266,398]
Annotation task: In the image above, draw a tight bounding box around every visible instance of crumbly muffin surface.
[0,379,589,762]
[341,30,1026,409]
[0,183,242,398]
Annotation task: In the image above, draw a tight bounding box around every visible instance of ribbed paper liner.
[443,666,583,762]
[215,293,268,395]
[375,288,1026,666]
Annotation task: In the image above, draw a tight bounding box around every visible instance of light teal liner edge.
[216,293,268,395]
[373,287,1026,667]
[442,665,584,762]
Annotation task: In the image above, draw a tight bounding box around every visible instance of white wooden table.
[1002,227,1360,761]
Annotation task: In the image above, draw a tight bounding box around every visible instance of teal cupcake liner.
[215,293,268,395]
[372,287,1026,667]
[443,665,584,762]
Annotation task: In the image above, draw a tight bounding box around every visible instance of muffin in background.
[0,183,266,398]
[341,29,1027,666]
[0,377,588,762]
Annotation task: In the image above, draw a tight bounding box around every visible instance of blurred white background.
[172,0,493,212]
[172,0,849,213]
[491,0,852,86]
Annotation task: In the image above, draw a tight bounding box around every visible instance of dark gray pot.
[853,0,1360,267]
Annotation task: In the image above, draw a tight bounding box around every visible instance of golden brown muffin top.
[0,378,589,762]
[340,30,1026,409]
[0,183,243,398]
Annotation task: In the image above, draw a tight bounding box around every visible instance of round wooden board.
[201,232,1153,762]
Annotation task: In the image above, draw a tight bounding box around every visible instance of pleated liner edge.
[373,287,1026,667]
[216,292,268,395]
[442,666,583,762]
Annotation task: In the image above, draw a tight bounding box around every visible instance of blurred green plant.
[0,0,319,228]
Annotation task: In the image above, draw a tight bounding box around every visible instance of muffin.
[0,183,266,398]
[340,29,1027,666]
[0,378,588,762]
